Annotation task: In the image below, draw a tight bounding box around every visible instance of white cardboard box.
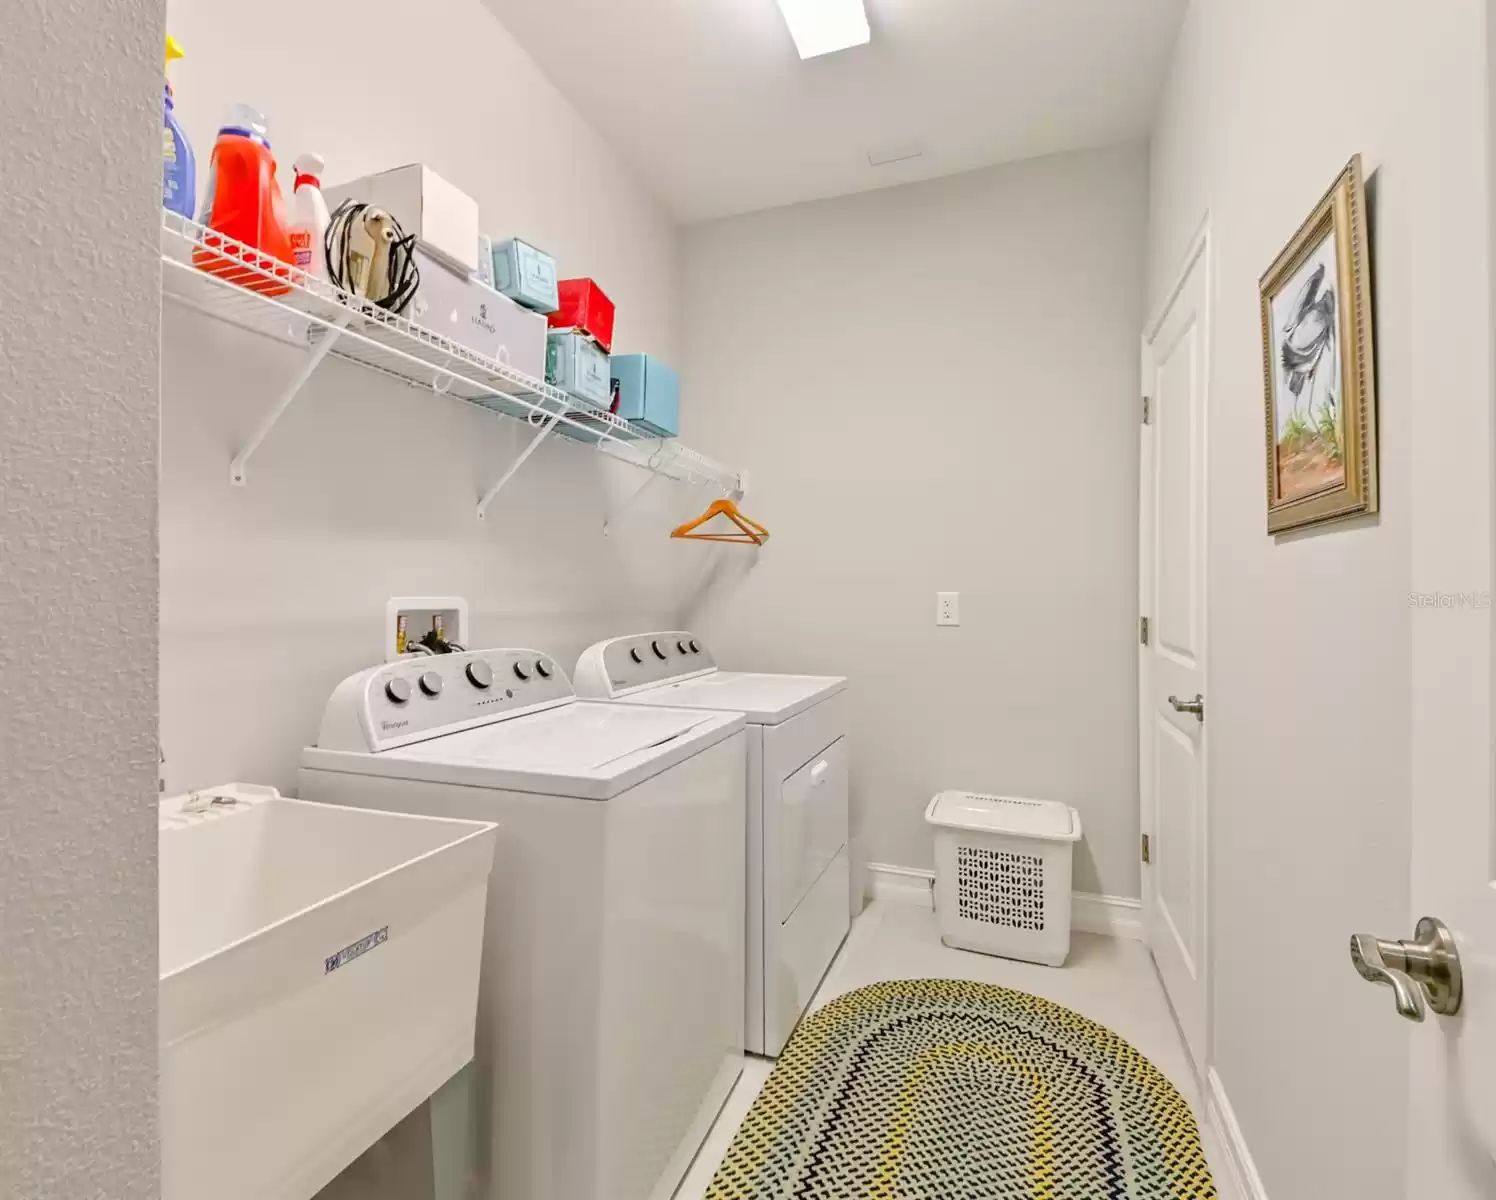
[411,249,547,380]
[325,164,480,275]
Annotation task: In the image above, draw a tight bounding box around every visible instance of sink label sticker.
[325,926,389,975]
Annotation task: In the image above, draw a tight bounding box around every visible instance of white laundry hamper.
[925,791,1083,967]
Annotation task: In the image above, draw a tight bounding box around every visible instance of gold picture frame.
[1260,155,1378,534]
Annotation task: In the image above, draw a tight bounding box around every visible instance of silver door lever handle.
[1168,694,1205,721]
[1349,917,1463,1022]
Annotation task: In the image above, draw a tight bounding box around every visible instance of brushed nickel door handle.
[1349,916,1463,1022]
[1168,694,1205,722]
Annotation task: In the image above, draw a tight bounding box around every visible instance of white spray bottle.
[289,152,331,281]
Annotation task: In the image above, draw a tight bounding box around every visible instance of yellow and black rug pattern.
[708,979,1216,1199]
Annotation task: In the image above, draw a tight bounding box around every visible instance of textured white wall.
[0,2,162,1197]
[159,0,715,793]
[1147,1,1429,1194]
[680,145,1149,899]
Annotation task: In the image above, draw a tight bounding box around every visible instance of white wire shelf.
[159,210,741,518]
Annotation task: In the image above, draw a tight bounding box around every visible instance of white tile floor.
[674,899,1239,1199]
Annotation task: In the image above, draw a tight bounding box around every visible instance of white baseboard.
[1070,892,1145,941]
[865,862,935,908]
[864,865,1144,941]
[1207,1068,1268,1200]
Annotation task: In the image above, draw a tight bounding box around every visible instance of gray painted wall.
[158,0,701,797]
[681,145,1149,901]
[0,2,162,1196]
[1148,0,1428,1194]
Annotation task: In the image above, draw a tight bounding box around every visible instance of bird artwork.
[1269,246,1347,503]
[1280,262,1338,416]
[1259,156,1377,531]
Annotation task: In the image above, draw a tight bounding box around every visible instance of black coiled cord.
[324,199,421,315]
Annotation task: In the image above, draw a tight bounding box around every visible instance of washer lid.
[925,791,1082,842]
[302,701,745,800]
[617,671,847,725]
[387,702,714,771]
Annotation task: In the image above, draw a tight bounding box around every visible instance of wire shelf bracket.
[229,311,352,486]
[603,466,670,538]
[477,414,562,520]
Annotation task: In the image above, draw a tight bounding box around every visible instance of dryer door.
[778,738,848,923]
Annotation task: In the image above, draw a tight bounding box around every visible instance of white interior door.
[1396,5,1496,1192]
[1139,225,1210,1075]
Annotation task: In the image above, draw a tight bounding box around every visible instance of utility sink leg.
[429,1061,476,1200]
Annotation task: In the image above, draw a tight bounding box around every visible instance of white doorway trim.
[1138,214,1213,1081]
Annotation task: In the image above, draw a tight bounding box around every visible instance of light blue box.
[491,238,560,314]
[611,354,679,439]
[547,331,611,408]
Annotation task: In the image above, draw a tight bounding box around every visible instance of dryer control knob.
[419,671,443,697]
[385,677,413,704]
[535,659,552,679]
[678,640,690,655]
[630,648,644,664]
[513,661,532,682]
[466,661,494,689]
[689,639,700,654]
[652,640,668,660]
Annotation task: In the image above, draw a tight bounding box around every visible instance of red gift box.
[547,278,616,352]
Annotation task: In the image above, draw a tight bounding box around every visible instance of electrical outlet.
[936,592,960,627]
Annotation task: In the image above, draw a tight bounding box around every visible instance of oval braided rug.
[707,979,1216,1199]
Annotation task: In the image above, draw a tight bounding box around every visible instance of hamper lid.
[925,791,1081,841]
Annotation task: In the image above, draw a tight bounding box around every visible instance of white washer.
[574,632,849,1057]
[299,648,746,1200]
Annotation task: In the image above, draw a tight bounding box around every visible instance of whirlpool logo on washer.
[325,926,389,974]
[380,719,409,732]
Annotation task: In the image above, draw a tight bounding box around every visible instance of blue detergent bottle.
[162,36,196,219]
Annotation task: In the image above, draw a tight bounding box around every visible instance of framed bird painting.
[1259,155,1378,534]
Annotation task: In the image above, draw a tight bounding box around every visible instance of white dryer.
[299,648,746,1200]
[574,632,848,1057]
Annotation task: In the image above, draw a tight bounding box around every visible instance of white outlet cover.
[937,592,960,627]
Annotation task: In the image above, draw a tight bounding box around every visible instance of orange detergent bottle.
[193,104,295,296]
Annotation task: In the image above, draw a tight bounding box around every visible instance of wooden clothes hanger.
[671,498,769,545]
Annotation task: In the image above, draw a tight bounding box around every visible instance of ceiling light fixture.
[775,0,870,59]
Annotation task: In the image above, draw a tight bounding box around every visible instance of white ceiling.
[482,0,1188,222]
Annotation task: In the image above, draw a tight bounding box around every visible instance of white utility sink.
[159,783,496,1200]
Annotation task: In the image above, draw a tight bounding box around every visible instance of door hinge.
[1142,395,1151,425]
[1141,833,1151,865]
[1139,616,1149,646]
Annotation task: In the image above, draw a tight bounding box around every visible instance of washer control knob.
[535,659,552,679]
[678,639,690,655]
[385,677,413,704]
[630,648,644,664]
[466,660,494,689]
[513,661,532,682]
[652,640,668,660]
[419,671,443,697]
[689,639,700,654]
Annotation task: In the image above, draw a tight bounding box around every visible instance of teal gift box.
[611,354,679,438]
[492,238,560,314]
[547,331,611,408]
